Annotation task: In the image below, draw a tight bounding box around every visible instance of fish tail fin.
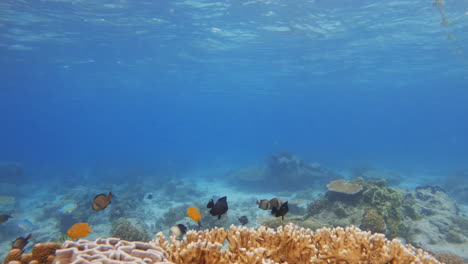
[207,200,214,208]
[218,214,221,220]
[25,234,32,240]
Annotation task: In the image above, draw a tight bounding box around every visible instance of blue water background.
[0,0,467,181]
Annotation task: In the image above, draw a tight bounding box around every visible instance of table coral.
[153,223,442,264]
[327,179,363,194]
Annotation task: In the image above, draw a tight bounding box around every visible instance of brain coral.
[54,237,170,264]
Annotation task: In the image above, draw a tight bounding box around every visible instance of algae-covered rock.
[446,228,466,243]
[360,209,386,234]
[305,199,329,218]
[308,178,406,238]
[300,219,324,231]
[362,185,402,210]
[161,204,188,227]
[333,206,348,218]
[110,218,150,242]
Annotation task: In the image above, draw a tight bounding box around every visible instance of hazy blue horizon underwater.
[0,0,468,261]
[0,0,467,173]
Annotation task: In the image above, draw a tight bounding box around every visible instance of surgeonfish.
[12,234,31,250]
[170,224,187,237]
[92,192,113,211]
[207,196,228,220]
[271,201,289,221]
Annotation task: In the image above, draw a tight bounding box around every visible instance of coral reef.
[402,185,468,256]
[3,242,60,264]
[265,152,335,187]
[360,179,404,238]
[54,237,170,264]
[229,152,341,190]
[110,217,150,242]
[349,166,402,186]
[304,179,468,260]
[161,205,188,227]
[361,209,386,234]
[154,223,441,264]
[308,178,405,238]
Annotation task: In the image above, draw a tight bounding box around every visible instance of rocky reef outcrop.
[228,151,340,190]
[303,178,468,260]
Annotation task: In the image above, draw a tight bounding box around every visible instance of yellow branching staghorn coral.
[153,224,441,264]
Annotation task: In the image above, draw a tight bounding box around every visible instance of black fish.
[271,201,288,220]
[238,216,248,225]
[12,234,31,250]
[177,223,187,235]
[0,214,12,224]
[147,194,153,200]
[207,196,228,220]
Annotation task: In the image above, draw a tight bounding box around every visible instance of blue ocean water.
[0,0,468,261]
[1,0,467,173]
